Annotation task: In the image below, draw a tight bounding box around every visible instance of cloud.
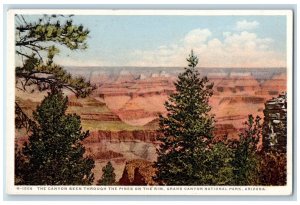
[235,20,259,31]
[127,27,285,68]
[183,29,212,46]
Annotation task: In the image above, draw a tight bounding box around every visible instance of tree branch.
[23,45,43,61]
[16,50,32,59]
[16,40,41,47]
[15,102,36,132]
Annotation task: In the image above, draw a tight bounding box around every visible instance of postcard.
[6,9,293,195]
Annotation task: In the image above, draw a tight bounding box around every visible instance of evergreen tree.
[204,141,234,185]
[16,89,95,185]
[97,161,116,185]
[155,50,215,185]
[15,14,95,131]
[15,145,26,185]
[231,115,261,185]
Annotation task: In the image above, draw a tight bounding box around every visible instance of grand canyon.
[15,66,287,183]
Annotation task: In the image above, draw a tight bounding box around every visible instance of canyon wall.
[82,130,158,182]
[16,67,287,183]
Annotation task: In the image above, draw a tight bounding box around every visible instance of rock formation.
[15,67,288,184]
[262,93,287,153]
[118,159,157,185]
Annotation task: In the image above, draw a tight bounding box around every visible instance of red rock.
[83,130,158,143]
[118,159,157,185]
[67,101,83,107]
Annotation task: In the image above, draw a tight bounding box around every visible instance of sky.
[20,14,287,68]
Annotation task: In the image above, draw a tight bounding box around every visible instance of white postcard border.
[6,9,294,196]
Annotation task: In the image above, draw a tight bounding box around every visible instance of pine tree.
[231,115,261,185]
[97,161,116,185]
[155,50,215,185]
[15,145,26,185]
[203,141,234,185]
[16,89,95,185]
[15,14,95,132]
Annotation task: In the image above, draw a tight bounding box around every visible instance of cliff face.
[82,130,158,183]
[213,124,239,140]
[83,130,158,162]
[262,93,287,153]
[118,159,157,185]
[16,68,287,184]
[84,130,157,143]
[95,71,286,137]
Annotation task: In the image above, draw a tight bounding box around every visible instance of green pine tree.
[15,14,95,132]
[155,50,215,185]
[15,14,95,97]
[16,89,95,185]
[231,115,261,185]
[203,141,234,185]
[97,161,116,185]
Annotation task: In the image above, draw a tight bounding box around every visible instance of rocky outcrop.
[144,118,160,129]
[118,159,157,185]
[92,150,123,160]
[219,96,265,105]
[83,130,158,164]
[261,73,286,94]
[67,101,83,107]
[213,124,238,140]
[262,93,287,153]
[84,130,158,143]
[116,109,156,121]
[80,113,121,121]
[93,69,287,130]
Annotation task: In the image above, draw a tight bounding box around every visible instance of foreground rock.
[119,159,157,185]
[263,93,287,152]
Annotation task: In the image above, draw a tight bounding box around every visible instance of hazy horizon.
[65,66,287,69]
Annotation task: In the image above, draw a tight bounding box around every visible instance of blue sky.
[20,15,287,67]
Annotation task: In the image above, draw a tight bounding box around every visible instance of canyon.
[15,66,287,184]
